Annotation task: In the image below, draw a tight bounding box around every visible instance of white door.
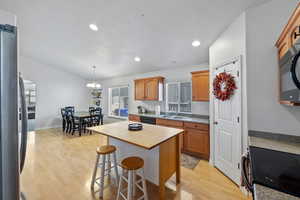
[213,59,241,184]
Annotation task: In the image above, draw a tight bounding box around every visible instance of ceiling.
[1,0,270,80]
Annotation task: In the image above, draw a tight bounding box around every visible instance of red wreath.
[213,72,237,101]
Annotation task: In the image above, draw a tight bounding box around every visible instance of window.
[108,86,129,118]
[166,82,191,113]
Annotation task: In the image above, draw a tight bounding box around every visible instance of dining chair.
[95,107,104,125]
[65,111,74,134]
[89,107,103,126]
[89,108,97,126]
[60,108,67,132]
[89,107,95,113]
[65,106,75,114]
[69,112,81,135]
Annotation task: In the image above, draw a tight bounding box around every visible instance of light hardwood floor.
[21,128,252,200]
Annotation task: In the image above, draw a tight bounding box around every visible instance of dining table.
[73,111,103,136]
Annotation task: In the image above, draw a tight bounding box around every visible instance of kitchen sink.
[160,115,169,118]
[159,115,191,120]
[168,116,189,120]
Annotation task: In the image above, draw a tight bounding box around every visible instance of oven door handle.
[241,153,254,193]
[291,51,300,90]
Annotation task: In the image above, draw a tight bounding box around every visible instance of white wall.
[19,56,89,129]
[0,9,16,25]
[246,0,299,136]
[99,64,210,116]
[209,12,248,161]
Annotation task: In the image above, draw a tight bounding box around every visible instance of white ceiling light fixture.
[192,40,201,47]
[134,56,141,62]
[89,23,98,31]
[86,66,101,89]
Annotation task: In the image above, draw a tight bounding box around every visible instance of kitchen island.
[88,121,184,200]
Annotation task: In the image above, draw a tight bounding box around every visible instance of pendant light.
[86,66,101,89]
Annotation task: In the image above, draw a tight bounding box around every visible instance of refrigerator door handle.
[19,76,28,173]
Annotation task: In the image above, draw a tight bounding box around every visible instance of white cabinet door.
[166,83,179,112]
[179,82,191,113]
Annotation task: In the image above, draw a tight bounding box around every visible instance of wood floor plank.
[21,128,251,200]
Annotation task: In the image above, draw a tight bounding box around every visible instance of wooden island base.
[109,135,180,200]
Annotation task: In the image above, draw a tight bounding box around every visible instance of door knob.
[213,121,218,125]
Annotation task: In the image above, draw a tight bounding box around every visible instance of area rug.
[181,153,200,169]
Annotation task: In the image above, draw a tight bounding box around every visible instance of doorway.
[212,57,242,185]
[24,80,36,131]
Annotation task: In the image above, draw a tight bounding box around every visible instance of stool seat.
[121,156,144,170]
[117,156,148,200]
[96,145,116,154]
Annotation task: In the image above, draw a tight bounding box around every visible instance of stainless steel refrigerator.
[0,24,28,200]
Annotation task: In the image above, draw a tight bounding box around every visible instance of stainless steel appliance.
[242,146,300,198]
[140,116,156,125]
[0,24,28,200]
[280,37,300,103]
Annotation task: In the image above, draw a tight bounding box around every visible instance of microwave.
[280,38,300,104]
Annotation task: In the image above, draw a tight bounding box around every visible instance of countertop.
[248,130,300,200]
[130,112,210,124]
[88,121,184,150]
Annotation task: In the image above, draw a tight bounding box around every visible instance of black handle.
[294,26,300,39]
[19,76,28,173]
[291,50,300,90]
[241,152,253,193]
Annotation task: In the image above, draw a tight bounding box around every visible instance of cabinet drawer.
[156,118,183,128]
[184,122,209,131]
[128,114,140,122]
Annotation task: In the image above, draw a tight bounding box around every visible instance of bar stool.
[116,156,148,200]
[91,145,119,199]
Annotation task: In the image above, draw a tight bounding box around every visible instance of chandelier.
[86,66,101,89]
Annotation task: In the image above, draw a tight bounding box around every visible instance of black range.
[249,146,300,197]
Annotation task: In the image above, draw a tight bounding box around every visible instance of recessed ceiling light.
[89,24,98,31]
[192,40,201,47]
[134,56,141,62]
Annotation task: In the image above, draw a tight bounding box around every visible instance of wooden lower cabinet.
[128,114,140,122]
[157,118,185,151]
[157,118,209,160]
[156,118,183,128]
[183,128,210,160]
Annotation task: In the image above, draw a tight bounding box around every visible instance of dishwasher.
[140,116,156,125]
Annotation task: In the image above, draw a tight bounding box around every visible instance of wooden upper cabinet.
[134,77,164,101]
[135,79,145,100]
[276,3,300,59]
[144,79,158,100]
[276,3,300,105]
[191,70,209,101]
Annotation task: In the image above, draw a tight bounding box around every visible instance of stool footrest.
[137,195,146,200]
[120,192,127,200]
